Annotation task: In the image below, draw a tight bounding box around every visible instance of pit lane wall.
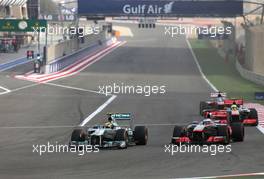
[45,30,109,73]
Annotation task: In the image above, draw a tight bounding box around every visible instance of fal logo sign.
[123,2,174,15]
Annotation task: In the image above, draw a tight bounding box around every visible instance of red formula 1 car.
[203,102,258,126]
[171,118,244,145]
[200,92,246,114]
[226,99,258,126]
[200,93,258,126]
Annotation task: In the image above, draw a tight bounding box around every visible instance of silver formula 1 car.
[69,113,148,149]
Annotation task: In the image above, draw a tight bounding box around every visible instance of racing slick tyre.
[172,126,184,137]
[217,126,230,145]
[200,101,208,116]
[71,128,87,142]
[91,136,100,146]
[171,126,184,144]
[70,129,87,150]
[115,129,128,149]
[134,126,148,145]
[249,108,259,126]
[231,122,244,142]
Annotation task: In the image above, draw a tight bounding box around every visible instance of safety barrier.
[45,30,112,73]
[236,60,264,86]
[46,39,112,74]
[47,42,97,73]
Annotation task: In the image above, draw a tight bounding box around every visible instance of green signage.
[0,19,47,32]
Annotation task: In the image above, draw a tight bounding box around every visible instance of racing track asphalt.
[0,24,263,179]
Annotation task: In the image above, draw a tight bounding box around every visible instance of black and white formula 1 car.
[171,118,244,145]
[69,113,148,149]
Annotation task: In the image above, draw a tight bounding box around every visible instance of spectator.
[12,39,18,52]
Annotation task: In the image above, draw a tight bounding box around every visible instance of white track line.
[43,83,116,127]
[0,126,76,129]
[15,41,126,84]
[0,83,38,96]
[0,83,116,129]
[0,85,11,95]
[79,95,117,127]
[186,38,218,92]
[35,42,122,81]
[178,172,264,179]
[11,83,39,93]
[41,42,126,83]
[46,82,108,96]
[257,126,264,134]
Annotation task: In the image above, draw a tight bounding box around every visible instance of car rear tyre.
[71,129,86,142]
[217,125,230,144]
[173,126,184,137]
[134,126,148,145]
[200,101,208,116]
[249,108,259,126]
[172,126,184,144]
[231,122,244,142]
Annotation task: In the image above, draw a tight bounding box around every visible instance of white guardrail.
[236,60,264,86]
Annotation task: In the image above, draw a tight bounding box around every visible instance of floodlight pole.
[261,5,264,24]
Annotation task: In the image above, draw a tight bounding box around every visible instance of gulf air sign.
[123,2,174,15]
[78,0,243,17]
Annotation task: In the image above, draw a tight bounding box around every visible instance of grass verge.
[189,39,264,105]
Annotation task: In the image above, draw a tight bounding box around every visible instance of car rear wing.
[111,113,131,120]
[210,92,227,98]
[202,109,218,117]
[202,109,228,118]
[224,99,243,106]
[111,113,133,128]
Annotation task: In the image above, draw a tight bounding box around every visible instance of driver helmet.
[192,121,199,125]
[206,113,212,119]
[217,92,224,102]
[106,113,113,121]
[231,102,238,111]
[203,119,213,125]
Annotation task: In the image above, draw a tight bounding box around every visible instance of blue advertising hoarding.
[255,92,264,100]
[78,0,243,17]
